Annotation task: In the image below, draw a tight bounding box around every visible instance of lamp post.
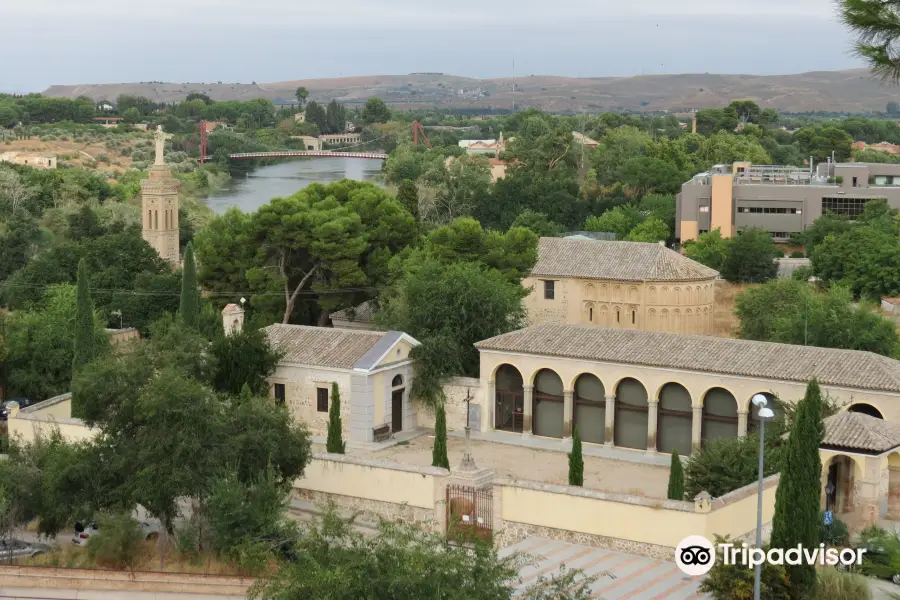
[752,393,775,600]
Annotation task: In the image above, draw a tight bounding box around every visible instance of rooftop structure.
[677,161,900,243]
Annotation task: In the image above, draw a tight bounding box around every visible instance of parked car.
[0,398,30,421]
[0,537,51,562]
[72,519,161,547]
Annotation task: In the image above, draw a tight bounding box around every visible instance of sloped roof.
[531,238,718,282]
[263,324,418,371]
[329,300,376,324]
[475,323,900,393]
[822,411,900,453]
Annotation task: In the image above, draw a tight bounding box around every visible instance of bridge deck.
[204,151,387,160]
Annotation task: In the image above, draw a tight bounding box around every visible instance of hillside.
[42,69,900,113]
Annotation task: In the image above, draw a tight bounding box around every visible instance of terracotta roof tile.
[475,323,900,393]
[263,324,386,370]
[822,411,900,453]
[531,238,718,282]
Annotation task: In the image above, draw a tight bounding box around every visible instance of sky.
[0,0,866,92]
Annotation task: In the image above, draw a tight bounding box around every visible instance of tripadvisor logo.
[675,535,866,577]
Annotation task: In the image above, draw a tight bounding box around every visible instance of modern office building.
[676,161,900,243]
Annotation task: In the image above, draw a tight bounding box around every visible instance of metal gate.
[446,484,493,543]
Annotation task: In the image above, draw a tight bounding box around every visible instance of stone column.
[647,400,659,452]
[888,467,900,521]
[563,390,574,439]
[737,410,748,438]
[486,380,495,433]
[855,457,881,528]
[604,394,615,446]
[691,406,703,454]
[522,385,533,436]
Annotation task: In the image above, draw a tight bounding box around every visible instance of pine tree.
[72,258,95,376]
[770,378,825,595]
[397,180,419,220]
[568,427,584,487]
[326,382,345,454]
[668,449,685,500]
[179,242,199,329]
[432,404,450,469]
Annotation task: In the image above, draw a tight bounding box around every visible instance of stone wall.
[416,377,483,431]
[294,489,439,531]
[269,366,352,438]
[494,521,676,560]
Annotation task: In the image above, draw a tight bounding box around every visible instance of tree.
[685,434,784,499]
[0,209,40,282]
[361,97,391,124]
[889,101,900,115]
[770,379,825,595]
[396,179,419,220]
[509,209,564,238]
[294,87,309,106]
[378,259,527,380]
[736,280,900,356]
[71,259,97,378]
[667,450,685,501]
[719,228,778,284]
[568,428,583,487]
[812,220,900,300]
[683,229,730,271]
[179,242,200,328]
[210,327,283,396]
[303,101,327,132]
[196,181,416,325]
[584,205,643,240]
[841,0,900,82]
[6,285,108,402]
[432,404,449,469]
[251,511,595,600]
[789,211,853,255]
[421,155,492,224]
[626,216,669,243]
[794,125,854,162]
[326,382,345,454]
[325,100,347,135]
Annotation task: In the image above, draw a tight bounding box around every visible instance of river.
[203,157,384,214]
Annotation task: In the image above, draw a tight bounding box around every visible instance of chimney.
[222,301,245,336]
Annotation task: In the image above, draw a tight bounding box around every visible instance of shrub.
[667,450,685,500]
[85,513,146,570]
[835,176,844,184]
[699,536,791,600]
[811,568,871,600]
[820,513,849,547]
[568,427,583,487]
[685,434,784,499]
[790,251,805,258]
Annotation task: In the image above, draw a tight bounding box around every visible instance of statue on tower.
[154,125,172,166]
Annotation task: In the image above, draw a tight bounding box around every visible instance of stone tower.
[141,126,180,266]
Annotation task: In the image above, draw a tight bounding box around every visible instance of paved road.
[0,589,240,600]
[500,537,704,599]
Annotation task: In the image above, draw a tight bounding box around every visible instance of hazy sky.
[0,0,865,92]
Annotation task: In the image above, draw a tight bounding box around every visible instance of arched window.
[848,403,884,419]
[613,285,623,302]
[648,309,657,330]
[392,374,404,387]
[585,283,596,300]
[533,369,564,439]
[574,374,605,444]
[495,365,524,433]
[154,210,159,230]
[147,209,151,229]
[702,388,738,444]
[657,383,692,454]
[614,378,648,450]
[674,287,681,305]
[589,306,594,322]
[628,286,639,303]
[648,286,658,304]
[616,308,621,324]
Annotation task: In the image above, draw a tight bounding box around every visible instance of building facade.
[263,324,420,443]
[140,165,180,266]
[0,152,56,169]
[676,161,900,243]
[524,238,718,335]
[319,133,361,145]
[473,323,900,459]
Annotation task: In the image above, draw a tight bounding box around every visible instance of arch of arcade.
[475,323,900,460]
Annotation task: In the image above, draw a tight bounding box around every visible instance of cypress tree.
[72,258,95,376]
[770,378,825,595]
[668,449,685,500]
[326,382,345,454]
[179,242,199,329]
[432,404,450,469]
[568,427,584,486]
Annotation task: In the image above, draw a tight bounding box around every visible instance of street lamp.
[752,393,775,600]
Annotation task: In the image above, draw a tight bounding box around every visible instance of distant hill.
[41,69,900,114]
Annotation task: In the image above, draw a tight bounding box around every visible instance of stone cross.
[153,125,172,166]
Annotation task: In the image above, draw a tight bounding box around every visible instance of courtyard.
[335,434,671,499]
